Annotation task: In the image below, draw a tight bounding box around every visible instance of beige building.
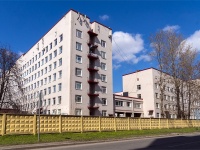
[18,9,113,116]
[122,67,200,119]
[113,93,143,117]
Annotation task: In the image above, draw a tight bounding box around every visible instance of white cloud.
[185,30,200,51]
[163,25,180,32]
[18,51,24,56]
[99,15,109,21]
[112,31,150,64]
[113,64,121,70]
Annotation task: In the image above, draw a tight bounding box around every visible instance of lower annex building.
[18,9,113,116]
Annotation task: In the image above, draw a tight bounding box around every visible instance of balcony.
[88,79,99,84]
[87,30,98,37]
[88,43,98,50]
[88,53,99,60]
[88,104,99,109]
[88,66,99,72]
[88,92,99,97]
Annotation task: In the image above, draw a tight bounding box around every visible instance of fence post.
[99,116,101,132]
[128,117,130,130]
[33,114,36,135]
[167,119,169,129]
[1,114,6,136]
[139,118,142,130]
[150,118,152,129]
[159,118,161,129]
[59,115,62,133]
[114,117,117,132]
[81,116,83,133]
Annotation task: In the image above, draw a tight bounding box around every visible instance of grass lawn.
[0,128,199,146]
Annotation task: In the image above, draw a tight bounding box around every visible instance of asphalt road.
[28,133,200,150]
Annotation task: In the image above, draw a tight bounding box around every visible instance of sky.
[1,0,200,92]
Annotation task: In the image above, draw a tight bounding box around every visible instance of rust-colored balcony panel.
[87,93,99,96]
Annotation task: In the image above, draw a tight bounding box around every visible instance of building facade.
[18,9,113,116]
[122,68,200,119]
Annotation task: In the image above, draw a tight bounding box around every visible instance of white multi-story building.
[122,67,200,119]
[17,9,113,116]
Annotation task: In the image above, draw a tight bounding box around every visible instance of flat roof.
[122,67,160,76]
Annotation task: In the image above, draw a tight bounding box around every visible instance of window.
[59,46,62,54]
[137,94,141,99]
[53,85,56,93]
[47,110,50,114]
[54,61,57,69]
[44,78,47,85]
[54,50,57,57]
[101,63,106,70]
[49,65,52,72]
[54,38,57,46]
[76,42,82,51]
[102,110,107,116]
[156,113,160,118]
[45,67,47,74]
[127,102,131,107]
[155,93,159,99]
[59,58,62,66]
[156,103,160,109]
[41,59,44,66]
[101,51,106,59]
[48,87,51,94]
[44,88,47,95]
[101,74,106,82]
[75,109,82,115]
[49,53,52,60]
[137,85,141,90]
[59,70,62,78]
[42,49,45,55]
[43,100,46,106]
[58,83,62,91]
[75,81,82,90]
[46,46,48,53]
[53,98,56,105]
[102,98,107,106]
[45,56,48,63]
[135,103,141,109]
[115,101,123,106]
[53,73,56,81]
[58,96,61,104]
[59,34,63,42]
[101,40,106,47]
[76,29,82,38]
[48,99,51,105]
[75,95,82,103]
[76,55,82,63]
[49,43,52,50]
[75,68,82,77]
[102,86,107,93]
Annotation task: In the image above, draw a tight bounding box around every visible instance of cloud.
[163,25,180,32]
[112,31,150,64]
[185,30,200,51]
[113,64,121,70]
[18,51,24,56]
[99,15,109,21]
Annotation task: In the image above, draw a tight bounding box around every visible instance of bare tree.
[150,30,200,119]
[0,45,25,112]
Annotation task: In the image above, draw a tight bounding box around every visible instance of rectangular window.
[42,49,45,55]
[59,58,62,66]
[137,94,141,99]
[137,85,141,90]
[101,40,106,47]
[75,68,82,77]
[101,51,106,59]
[76,29,82,38]
[41,59,44,66]
[75,109,82,115]
[46,46,48,53]
[155,93,159,99]
[45,67,47,74]
[54,61,57,69]
[43,100,46,106]
[156,113,160,118]
[102,98,107,106]
[76,55,82,63]
[48,99,51,105]
[49,53,52,60]
[75,81,82,90]
[54,38,57,46]
[45,56,48,63]
[76,42,82,51]
[115,100,123,106]
[101,74,106,82]
[135,103,141,109]
[59,34,63,42]
[59,46,62,54]
[44,88,47,95]
[44,78,47,85]
[49,75,51,83]
[54,50,57,57]
[53,73,56,81]
[127,102,131,107]
[75,95,82,103]
[101,63,106,70]
[102,110,107,116]
[48,87,51,94]
[156,103,160,109]
[102,86,107,93]
[49,65,52,72]
[53,85,56,93]
[58,96,61,104]
[59,70,62,78]
[53,97,56,105]
[58,83,62,91]
[57,109,61,115]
